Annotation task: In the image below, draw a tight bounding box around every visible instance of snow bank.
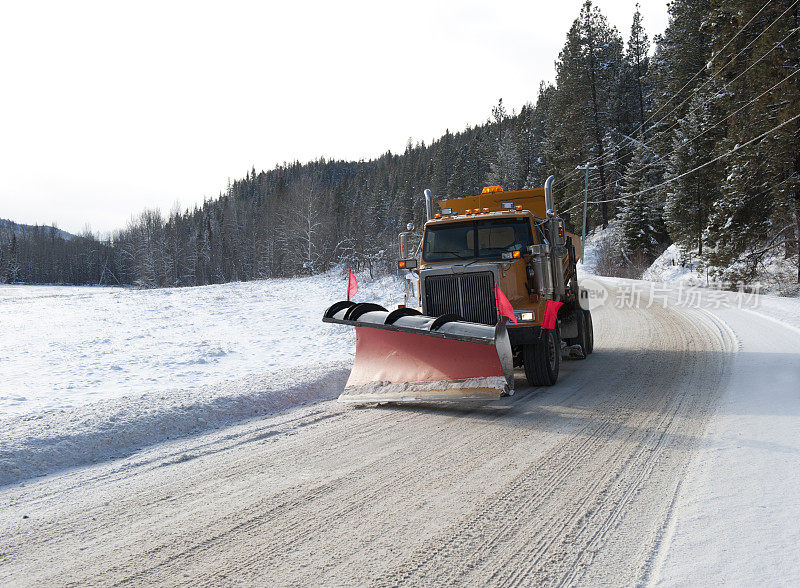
[576,222,623,277]
[642,244,706,285]
[576,224,610,276]
[582,228,799,298]
[0,363,349,487]
[642,244,800,297]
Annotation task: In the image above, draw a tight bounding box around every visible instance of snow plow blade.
[323,301,514,403]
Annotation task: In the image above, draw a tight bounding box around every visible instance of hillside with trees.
[2,0,798,288]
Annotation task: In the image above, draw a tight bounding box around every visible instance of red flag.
[347,268,358,301]
[542,300,563,330]
[494,284,517,325]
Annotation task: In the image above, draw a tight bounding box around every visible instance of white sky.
[0,0,669,235]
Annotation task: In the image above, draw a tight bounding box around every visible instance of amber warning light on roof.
[482,185,503,194]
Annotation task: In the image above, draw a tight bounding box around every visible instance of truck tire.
[569,310,589,360]
[582,309,594,354]
[523,328,560,387]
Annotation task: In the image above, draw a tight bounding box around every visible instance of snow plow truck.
[323,176,594,404]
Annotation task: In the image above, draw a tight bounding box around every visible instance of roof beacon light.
[434,213,442,219]
[482,207,490,213]
[515,205,523,211]
[481,185,503,194]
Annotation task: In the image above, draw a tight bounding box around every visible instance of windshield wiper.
[434,250,472,260]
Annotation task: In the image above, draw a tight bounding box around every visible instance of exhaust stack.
[424,189,433,221]
[544,175,555,216]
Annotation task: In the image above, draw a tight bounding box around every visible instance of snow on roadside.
[0,363,349,487]
[580,223,798,298]
[642,243,799,297]
[0,269,405,486]
[576,222,622,278]
[642,244,705,285]
[651,293,800,585]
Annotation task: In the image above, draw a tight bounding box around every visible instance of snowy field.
[0,271,402,418]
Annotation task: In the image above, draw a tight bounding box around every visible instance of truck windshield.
[422,218,534,262]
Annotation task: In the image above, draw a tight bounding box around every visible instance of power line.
[637,0,799,140]
[631,112,800,198]
[615,66,800,185]
[562,0,799,185]
[557,22,799,198]
[559,111,800,216]
[555,0,800,191]
[641,0,778,130]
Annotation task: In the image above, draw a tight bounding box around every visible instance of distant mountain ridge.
[0,218,76,240]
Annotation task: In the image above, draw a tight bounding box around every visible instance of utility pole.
[575,163,597,251]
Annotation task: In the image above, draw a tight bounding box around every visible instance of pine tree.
[702,0,800,282]
[661,88,725,256]
[646,0,711,157]
[625,4,650,137]
[431,129,456,196]
[485,100,522,189]
[616,141,665,260]
[546,0,624,229]
[448,135,490,196]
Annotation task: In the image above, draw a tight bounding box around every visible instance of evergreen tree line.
[2,0,798,287]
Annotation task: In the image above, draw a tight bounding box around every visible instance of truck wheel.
[523,329,560,387]
[570,310,588,360]
[583,309,594,354]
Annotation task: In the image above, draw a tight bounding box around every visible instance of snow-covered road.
[651,291,800,586]
[2,277,797,585]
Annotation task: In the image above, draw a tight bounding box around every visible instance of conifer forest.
[2,0,799,288]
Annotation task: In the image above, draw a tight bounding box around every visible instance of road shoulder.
[650,304,800,586]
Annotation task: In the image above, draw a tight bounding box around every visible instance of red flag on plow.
[494,284,517,325]
[347,268,358,301]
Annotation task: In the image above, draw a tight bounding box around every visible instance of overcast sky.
[0,0,669,235]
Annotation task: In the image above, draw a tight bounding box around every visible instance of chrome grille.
[424,272,497,325]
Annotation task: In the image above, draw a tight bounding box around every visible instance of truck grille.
[424,272,497,325]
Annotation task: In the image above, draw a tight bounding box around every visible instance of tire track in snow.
[371,293,735,587]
